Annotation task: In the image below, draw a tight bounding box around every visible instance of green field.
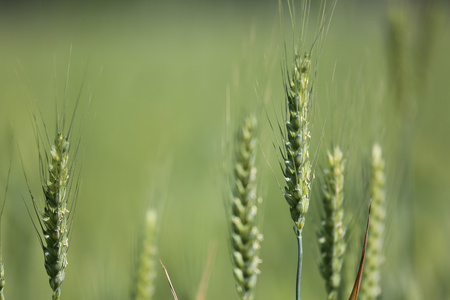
[1,1,449,299]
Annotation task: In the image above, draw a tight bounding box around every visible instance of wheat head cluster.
[0,0,441,299]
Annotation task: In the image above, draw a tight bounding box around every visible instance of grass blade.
[348,202,371,300]
[195,242,217,300]
[160,260,178,300]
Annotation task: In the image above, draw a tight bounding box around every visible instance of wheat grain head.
[318,146,346,300]
[229,114,262,300]
[282,53,312,235]
[133,209,158,300]
[360,144,386,300]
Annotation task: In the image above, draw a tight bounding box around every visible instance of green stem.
[296,228,303,300]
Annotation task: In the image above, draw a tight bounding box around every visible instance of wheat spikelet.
[133,209,158,300]
[360,144,386,300]
[229,114,262,300]
[318,146,346,300]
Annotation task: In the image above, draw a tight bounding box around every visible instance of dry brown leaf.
[349,202,372,300]
[161,260,179,300]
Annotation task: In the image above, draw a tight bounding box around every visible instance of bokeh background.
[1,0,449,299]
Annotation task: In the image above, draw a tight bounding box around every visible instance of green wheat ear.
[25,112,82,300]
[360,144,386,300]
[41,132,71,300]
[282,52,312,235]
[318,146,346,300]
[229,114,262,300]
[279,52,312,300]
[133,209,158,300]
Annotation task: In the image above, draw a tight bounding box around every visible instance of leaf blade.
[161,260,178,300]
[348,202,372,300]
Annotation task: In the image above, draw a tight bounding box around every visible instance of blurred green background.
[1,0,449,299]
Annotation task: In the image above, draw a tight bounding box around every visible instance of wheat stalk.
[318,146,346,300]
[133,209,158,300]
[229,114,262,300]
[360,144,386,300]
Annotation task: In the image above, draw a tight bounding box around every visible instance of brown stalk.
[349,202,372,300]
[160,260,178,300]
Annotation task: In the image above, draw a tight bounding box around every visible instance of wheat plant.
[132,209,158,300]
[228,114,262,300]
[278,51,312,300]
[318,146,346,300]
[23,102,82,300]
[360,144,386,300]
[38,132,72,300]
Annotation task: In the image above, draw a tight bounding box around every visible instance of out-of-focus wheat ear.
[318,146,346,300]
[387,7,409,115]
[360,144,386,300]
[229,114,262,300]
[133,209,158,300]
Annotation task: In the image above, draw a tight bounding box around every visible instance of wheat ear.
[229,114,262,300]
[387,8,408,114]
[282,53,312,231]
[360,144,386,300]
[318,146,346,300]
[26,129,77,300]
[40,133,72,300]
[280,52,312,300]
[133,209,158,300]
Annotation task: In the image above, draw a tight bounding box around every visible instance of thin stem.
[296,228,303,300]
